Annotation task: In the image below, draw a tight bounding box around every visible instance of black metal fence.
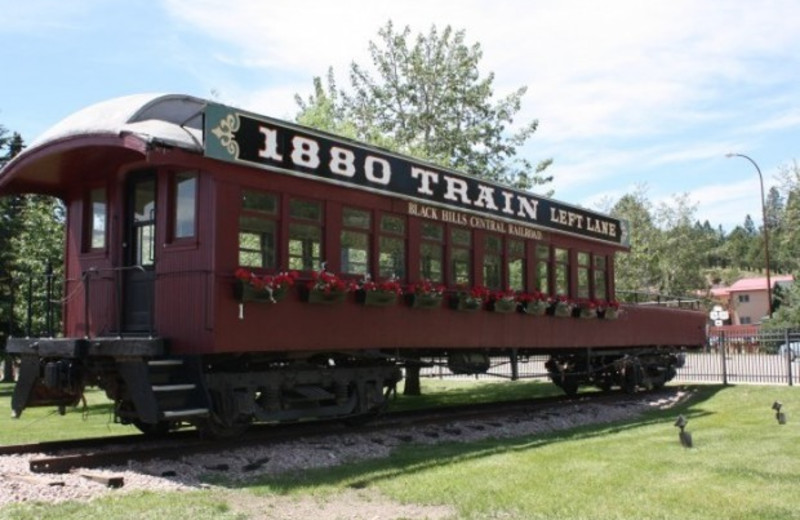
[676,327,799,386]
[419,328,800,387]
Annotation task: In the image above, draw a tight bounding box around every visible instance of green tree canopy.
[295,21,552,191]
[0,127,65,337]
[609,186,660,299]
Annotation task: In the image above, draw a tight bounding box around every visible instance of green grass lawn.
[2,381,799,519]
[0,382,128,444]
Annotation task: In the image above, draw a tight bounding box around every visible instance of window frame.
[340,206,371,276]
[419,221,445,284]
[553,247,570,297]
[534,243,552,295]
[507,238,526,292]
[287,197,324,273]
[483,233,503,291]
[83,185,108,254]
[238,188,280,270]
[169,171,198,242]
[449,226,472,287]
[377,213,407,281]
[592,254,609,301]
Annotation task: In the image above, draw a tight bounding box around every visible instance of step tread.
[148,359,184,367]
[152,384,196,392]
[161,408,209,418]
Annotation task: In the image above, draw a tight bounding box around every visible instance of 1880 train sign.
[205,102,629,247]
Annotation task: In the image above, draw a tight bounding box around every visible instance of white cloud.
[155,0,800,230]
[162,0,800,147]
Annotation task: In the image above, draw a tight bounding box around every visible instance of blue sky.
[2,0,799,231]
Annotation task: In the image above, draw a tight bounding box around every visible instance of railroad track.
[4,390,664,475]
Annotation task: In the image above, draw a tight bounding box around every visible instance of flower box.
[234,269,297,304]
[306,288,348,305]
[451,295,483,312]
[553,302,573,318]
[578,307,597,319]
[235,281,288,303]
[522,301,549,316]
[406,293,443,309]
[601,307,620,320]
[489,299,517,314]
[357,289,399,307]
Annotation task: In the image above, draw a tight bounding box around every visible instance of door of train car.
[122,171,157,332]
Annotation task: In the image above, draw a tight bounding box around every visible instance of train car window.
[420,222,443,283]
[172,172,197,239]
[242,190,278,214]
[239,190,278,269]
[379,215,406,280]
[84,187,107,251]
[133,178,156,266]
[341,207,370,275]
[577,252,590,299]
[288,199,322,271]
[593,255,608,300]
[535,244,551,294]
[483,234,502,290]
[289,199,322,221]
[342,207,370,229]
[380,214,405,235]
[554,247,569,296]
[507,239,525,291]
[450,227,471,286]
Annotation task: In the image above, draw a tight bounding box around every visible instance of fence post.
[720,330,728,385]
[25,274,33,337]
[45,262,53,337]
[786,329,794,387]
[510,348,519,381]
[83,271,91,339]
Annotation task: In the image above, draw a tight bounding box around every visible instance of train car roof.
[0,93,205,195]
[29,93,205,150]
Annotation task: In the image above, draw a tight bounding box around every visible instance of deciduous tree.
[295,21,552,191]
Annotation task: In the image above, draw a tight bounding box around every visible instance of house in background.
[725,274,794,325]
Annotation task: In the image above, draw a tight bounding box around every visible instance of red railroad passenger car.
[0,94,705,436]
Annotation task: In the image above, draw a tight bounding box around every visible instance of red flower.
[491,289,516,302]
[235,268,252,282]
[406,279,445,297]
[307,267,354,294]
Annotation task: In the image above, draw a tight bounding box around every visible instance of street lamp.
[725,153,773,319]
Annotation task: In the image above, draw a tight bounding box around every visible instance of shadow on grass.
[390,379,565,411]
[214,384,726,493]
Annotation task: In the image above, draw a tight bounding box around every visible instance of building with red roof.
[723,274,794,325]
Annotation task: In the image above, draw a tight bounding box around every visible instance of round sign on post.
[709,305,729,324]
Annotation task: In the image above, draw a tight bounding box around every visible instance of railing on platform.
[617,290,703,310]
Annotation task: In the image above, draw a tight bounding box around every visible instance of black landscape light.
[674,415,693,448]
[772,401,787,425]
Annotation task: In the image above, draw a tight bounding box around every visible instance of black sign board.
[204,102,629,247]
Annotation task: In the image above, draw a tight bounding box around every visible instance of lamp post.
[725,153,773,319]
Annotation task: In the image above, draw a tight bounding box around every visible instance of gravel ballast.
[0,389,687,508]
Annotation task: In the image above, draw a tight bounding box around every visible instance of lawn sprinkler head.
[674,415,692,448]
[772,401,787,425]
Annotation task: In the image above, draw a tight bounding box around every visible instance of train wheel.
[621,362,641,394]
[132,420,173,437]
[560,376,580,397]
[197,414,251,439]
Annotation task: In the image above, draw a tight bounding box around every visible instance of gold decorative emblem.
[211,112,240,158]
